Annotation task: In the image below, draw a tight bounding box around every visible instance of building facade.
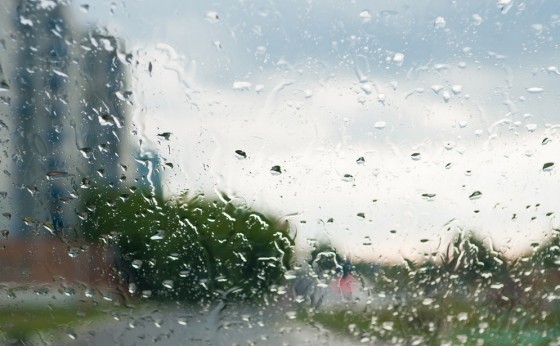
[0,0,141,239]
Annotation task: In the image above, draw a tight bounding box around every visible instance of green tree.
[79,187,294,302]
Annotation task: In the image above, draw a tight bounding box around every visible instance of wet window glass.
[1,0,559,344]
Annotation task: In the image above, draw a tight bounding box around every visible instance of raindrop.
[342,174,354,182]
[431,84,443,94]
[451,85,463,95]
[232,81,251,91]
[206,11,220,23]
[356,157,365,165]
[442,90,451,102]
[444,141,455,150]
[2,213,11,220]
[543,162,554,172]
[0,80,9,92]
[393,52,405,64]
[434,16,446,28]
[80,4,89,13]
[411,152,421,161]
[361,83,373,94]
[422,193,436,200]
[374,121,386,130]
[1,229,8,239]
[422,298,434,305]
[382,321,394,331]
[46,171,69,180]
[177,317,188,326]
[128,283,137,294]
[526,87,544,94]
[162,280,173,289]
[359,10,371,23]
[68,247,80,258]
[270,165,282,175]
[142,290,152,298]
[542,137,551,145]
[472,13,482,25]
[526,124,537,132]
[150,230,166,240]
[357,212,365,218]
[157,132,172,140]
[79,147,93,159]
[469,191,482,200]
[66,330,77,340]
[234,150,247,159]
[132,259,143,269]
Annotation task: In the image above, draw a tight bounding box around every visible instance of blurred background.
[0,0,559,344]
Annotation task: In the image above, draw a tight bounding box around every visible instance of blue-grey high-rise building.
[0,0,145,238]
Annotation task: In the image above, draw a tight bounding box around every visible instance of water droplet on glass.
[162,280,173,289]
[472,13,482,25]
[469,191,482,200]
[157,132,172,140]
[68,247,80,258]
[393,52,404,64]
[342,174,354,182]
[542,137,551,145]
[458,312,469,321]
[234,150,247,159]
[526,87,544,94]
[431,84,443,94]
[79,147,93,159]
[356,157,365,165]
[526,123,537,132]
[132,259,142,269]
[1,229,9,239]
[434,16,446,28]
[128,283,137,294]
[142,290,152,298]
[270,165,282,175]
[150,230,166,240]
[232,81,251,91]
[411,152,421,161]
[46,171,69,180]
[422,298,434,305]
[442,90,451,102]
[177,317,188,326]
[66,329,77,340]
[361,83,373,94]
[543,162,554,172]
[451,85,463,95]
[374,121,386,130]
[382,321,394,331]
[80,4,89,13]
[444,141,455,150]
[359,10,372,23]
[206,11,220,23]
[422,193,436,201]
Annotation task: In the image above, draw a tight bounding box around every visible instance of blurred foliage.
[300,231,560,345]
[0,305,105,344]
[79,187,294,302]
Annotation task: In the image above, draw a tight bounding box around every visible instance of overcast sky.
[70,0,560,261]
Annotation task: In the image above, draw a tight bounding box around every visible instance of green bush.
[79,187,294,302]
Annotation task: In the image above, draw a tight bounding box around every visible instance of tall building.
[0,0,139,238]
